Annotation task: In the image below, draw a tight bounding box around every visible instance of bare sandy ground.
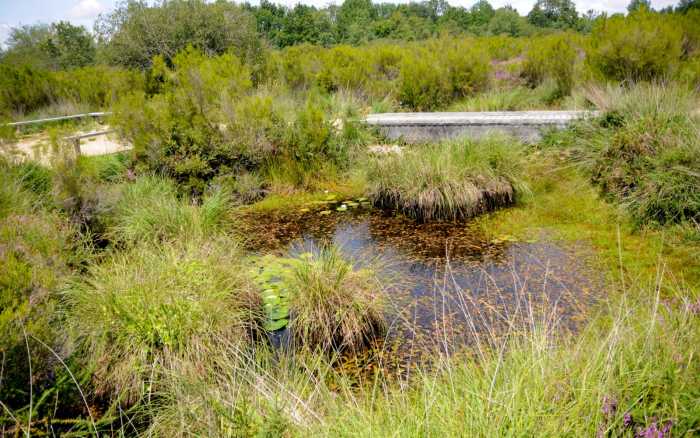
[3,126,131,164]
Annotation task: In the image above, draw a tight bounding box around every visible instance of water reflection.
[238,209,600,361]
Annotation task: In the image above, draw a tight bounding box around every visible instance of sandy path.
[4,126,132,164]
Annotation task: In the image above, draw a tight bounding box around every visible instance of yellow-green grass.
[366,136,527,221]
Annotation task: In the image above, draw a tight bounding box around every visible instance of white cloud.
[68,0,106,20]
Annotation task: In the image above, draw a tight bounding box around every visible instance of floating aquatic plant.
[250,245,386,352]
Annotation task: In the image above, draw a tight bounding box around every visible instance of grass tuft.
[65,237,261,403]
[105,175,231,245]
[366,136,527,221]
[253,245,386,353]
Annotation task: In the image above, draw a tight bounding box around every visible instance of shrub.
[251,245,385,352]
[366,136,527,221]
[0,159,79,409]
[583,85,700,225]
[0,63,55,116]
[521,33,577,99]
[398,42,490,110]
[113,47,253,194]
[587,11,683,82]
[397,50,450,111]
[65,237,261,402]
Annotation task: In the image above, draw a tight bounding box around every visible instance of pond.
[236,203,601,370]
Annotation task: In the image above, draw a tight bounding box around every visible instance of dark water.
[237,208,600,364]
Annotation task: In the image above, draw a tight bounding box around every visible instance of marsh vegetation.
[1,0,700,436]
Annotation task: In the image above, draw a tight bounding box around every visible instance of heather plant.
[0,159,83,410]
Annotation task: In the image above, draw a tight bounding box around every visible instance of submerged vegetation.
[1,0,700,436]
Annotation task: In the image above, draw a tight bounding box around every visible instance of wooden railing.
[65,129,117,155]
[6,112,111,127]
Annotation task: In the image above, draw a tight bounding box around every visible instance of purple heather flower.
[688,298,700,315]
[602,396,618,419]
[636,420,673,438]
[624,412,634,428]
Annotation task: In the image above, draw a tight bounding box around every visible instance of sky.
[0,0,681,48]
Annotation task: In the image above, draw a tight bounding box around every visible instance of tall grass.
[105,175,231,245]
[128,260,700,437]
[366,136,527,221]
[252,245,386,353]
[64,236,261,403]
[315,279,700,436]
[562,83,700,227]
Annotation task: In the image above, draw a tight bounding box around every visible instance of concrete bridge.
[364,111,598,143]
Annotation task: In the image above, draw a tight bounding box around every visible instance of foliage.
[527,0,579,29]
[104,175,231,246]
[587,10,684,82]
[251,245,385,352]
[569,84,700,226]
[95,0,263,69]
[521,33,578,99]
[366,136,527,221]
[0,22,95,70]
[0,159,80,410]
[65,236,261,402]
[316,286,700,436]
[398,41,490,110]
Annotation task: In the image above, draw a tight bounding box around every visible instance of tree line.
[1,0,699,71]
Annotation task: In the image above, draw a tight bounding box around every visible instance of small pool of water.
[237,208,600,365]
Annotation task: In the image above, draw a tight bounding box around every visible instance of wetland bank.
[2,2,700,436]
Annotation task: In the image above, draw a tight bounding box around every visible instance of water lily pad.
[265,318,288,331]
[336,204,348,212]
[319,210,332,215]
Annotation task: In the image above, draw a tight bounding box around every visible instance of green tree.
[676,0,700,13]
[278,5,335,47]
[470,0,496,29]
[527,0,579,29]
[0,22,95,69]
[488,7,530,36]
[43,21,96,69]
[627,0,651,13]
[96,0,261,68]
[337,0,377,44]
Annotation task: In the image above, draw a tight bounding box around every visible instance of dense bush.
[0,62,143,116]
[95,0,263,69]
[521,33,578,99]
[398,41,490,110]
[115,47,363,194]
[587,10,683,82]
[0,63,56,116]
[573,84,700,226]
[0,160,81,409]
